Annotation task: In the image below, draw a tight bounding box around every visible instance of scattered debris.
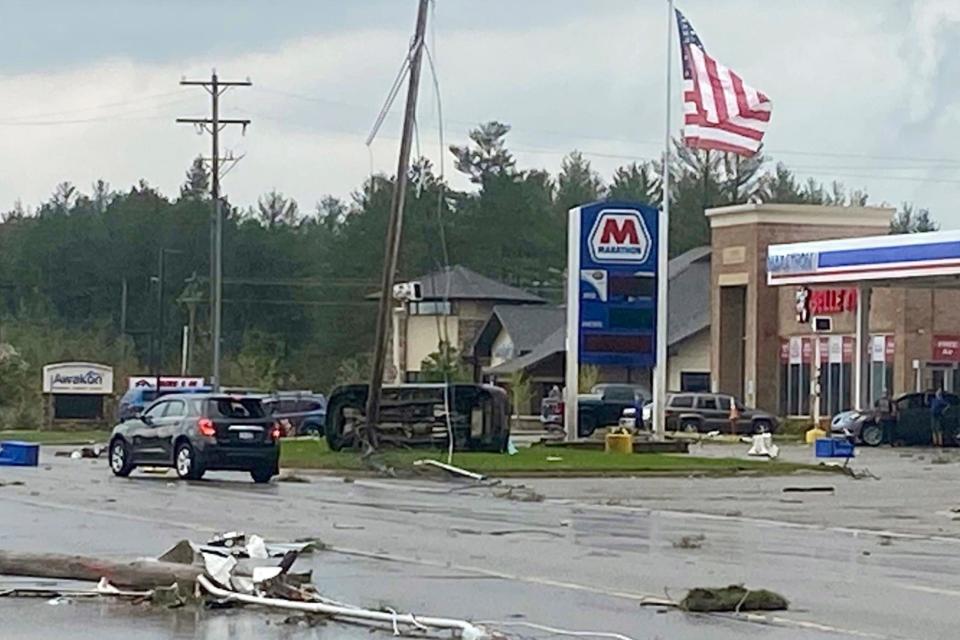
[0,480,25,487]
[782,486,835,493]
[839,466,880,480]
[672,534,706,550]
[545,456,563,462]
[681,585,788,613]
[151,583,187,609]
[276,474,311,483]
[342,477,355,484]
[281,613,328,627]
[878,536,893,547]
[492,484,544,503]
[746,433,779,459]
[450,527,562,538]
[930,455,952,465]
[332,523,365,531]
[413,459,486,481]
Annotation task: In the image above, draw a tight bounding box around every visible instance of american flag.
[676,9,771,157]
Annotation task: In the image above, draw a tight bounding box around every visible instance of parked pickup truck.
[540,384,646,437]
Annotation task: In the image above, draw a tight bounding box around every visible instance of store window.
[817,336,854,417]
[408,301,452,316]
[781,337,812,416]
[868,335,895,407]
[680,372,710,392]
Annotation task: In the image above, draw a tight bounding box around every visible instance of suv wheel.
[680,419,699,433]
[109,438,134,477]
[175,442,205,480]
[250,466,275,484]
[302,422,322,438]
[860,422,883,447]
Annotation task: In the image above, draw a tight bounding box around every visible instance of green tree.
[180,157,209,200]
[555,151,603,214]
[254,189,300,228]
[608,162,657,203]
[420,341,471,383]
[891,202,939,234]
[449,121,516,185]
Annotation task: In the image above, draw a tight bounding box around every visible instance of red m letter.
[599,217,638,245]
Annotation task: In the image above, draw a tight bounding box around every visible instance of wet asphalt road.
[1,443,959,639]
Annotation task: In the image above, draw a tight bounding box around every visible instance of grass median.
[279,438,832,477]
[0,430,110,445]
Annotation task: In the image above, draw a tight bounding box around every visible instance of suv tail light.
[198,418,216,437]
[270,423,282,440]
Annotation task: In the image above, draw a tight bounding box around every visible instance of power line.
[176,71,251,391]
[0,89,193,122]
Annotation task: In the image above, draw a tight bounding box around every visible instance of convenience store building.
[708,203,960,420]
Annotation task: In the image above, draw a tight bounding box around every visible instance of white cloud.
[0,1,956,225]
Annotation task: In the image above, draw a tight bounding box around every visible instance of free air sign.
[588,210,652,263]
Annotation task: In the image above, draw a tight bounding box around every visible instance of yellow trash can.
[605,431,634,454]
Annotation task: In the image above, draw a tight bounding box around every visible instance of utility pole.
[177,71,250,391]
[363,0,430,451]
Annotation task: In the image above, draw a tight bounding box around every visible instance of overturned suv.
[324,383,510,452]
[108,394,281,483]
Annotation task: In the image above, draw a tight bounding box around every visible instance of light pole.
[153,248,183,375]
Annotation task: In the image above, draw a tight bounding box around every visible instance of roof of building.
[472,305,566,357]
[667,246,711,345]
[485,325,565,376]
[483,246,712,376]
[370,265,546,304]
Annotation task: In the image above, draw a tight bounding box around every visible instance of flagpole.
[653,0,673,441]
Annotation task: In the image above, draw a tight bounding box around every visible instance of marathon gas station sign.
[567,202,659,368]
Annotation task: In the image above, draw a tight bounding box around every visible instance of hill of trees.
[0,121,936,426]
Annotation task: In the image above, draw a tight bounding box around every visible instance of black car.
[833,391,960,446]
[658,392,778,434]
[108,393,280,483]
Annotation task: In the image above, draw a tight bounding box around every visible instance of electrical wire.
[477,620,638,640]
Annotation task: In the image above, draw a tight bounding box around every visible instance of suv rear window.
[208,398,265,419]
[670,395,694,408]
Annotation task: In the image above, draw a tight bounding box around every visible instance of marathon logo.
[768,251,818,275]
[588,210,652,264]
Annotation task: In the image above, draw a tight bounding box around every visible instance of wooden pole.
[362,0,430,451]
[0,550,202,590]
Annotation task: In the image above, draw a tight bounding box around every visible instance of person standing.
[930,389,947,448]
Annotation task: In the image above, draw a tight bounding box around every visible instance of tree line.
[0,121,937,426]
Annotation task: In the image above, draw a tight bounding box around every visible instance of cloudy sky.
[0,0,957,224]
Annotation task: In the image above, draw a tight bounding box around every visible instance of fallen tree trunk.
[0,550,202,590]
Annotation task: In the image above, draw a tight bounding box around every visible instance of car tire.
[680,419,700,434]
[302,422,322,438]
[250,466,274,484]
[753,419,773,435]
[109,438,134,477]
[860,422,883,447]
[324,397,357,452]
[579,415,597,438]
[174,442,205,480]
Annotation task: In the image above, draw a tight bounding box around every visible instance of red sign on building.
[932,335,960,362]
[808,288,857,315]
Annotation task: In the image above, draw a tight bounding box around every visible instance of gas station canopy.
[767,229,960,288]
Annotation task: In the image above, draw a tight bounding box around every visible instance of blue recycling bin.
[0,441,40,467]
[815,438,854,459]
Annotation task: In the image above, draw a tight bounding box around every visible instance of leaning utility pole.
[176,71,251,391]
[362,0,430,451]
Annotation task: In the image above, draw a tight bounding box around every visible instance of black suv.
[660,392,778,434]
[108,394,280,483]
